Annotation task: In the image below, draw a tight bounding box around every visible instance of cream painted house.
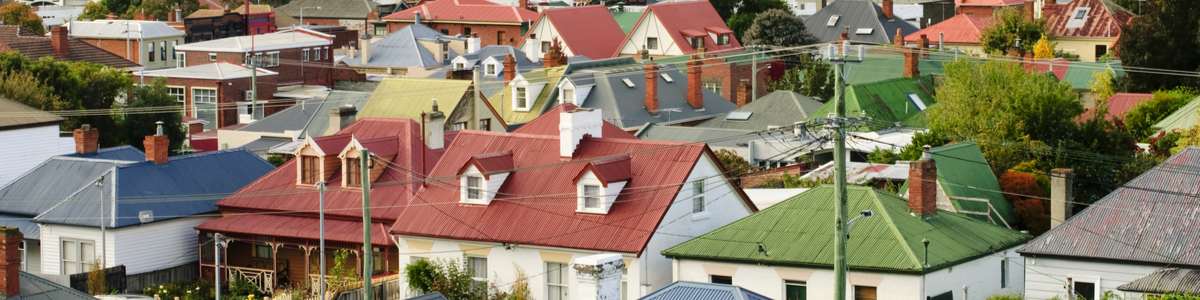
[1039,0,1132,62]
[614,0,741,57]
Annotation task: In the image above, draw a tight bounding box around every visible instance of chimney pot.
[643,62,659,114]
[73,124,99,155]
[0,227,20,298]
[908,157,937,217]
[686,54,704,109]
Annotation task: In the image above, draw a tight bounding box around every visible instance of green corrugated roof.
[662,185,1030,274]
[812,76,936,130]
[900,142,1014,226]
[843,52,953,85]
[488,66,568,125]
[1153,97,1200,133]
[1062,61,1123,90]
[361,78,472,119]
[611,10,641,33]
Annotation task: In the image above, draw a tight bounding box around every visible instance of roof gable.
[1042,0,1132,39]
[803,0,918,44]
[538,5,625,59]
[620,1,741,55]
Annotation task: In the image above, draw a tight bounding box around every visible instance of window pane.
[853,286,877,300]
[710,275,732,284]
[692,181,705,213]
[1074,281,1095,300]
[547,262,567,300]
[63,241,78,262]
[785,281,806,300]
[81,242,95,264]
[467,176,482,199]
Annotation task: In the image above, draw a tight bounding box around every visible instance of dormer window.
[486,63,497,76]
[300,155,320,185]
[295,137,332,186]
[345,157,362,187]
[582,185,602,209]
[716,34,730,46]
[573,155,631,214]
[560,86,575,104]
[458,152,514,205]
[688,37,703,49]
[465,175,483,200]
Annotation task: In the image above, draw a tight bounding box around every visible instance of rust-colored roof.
[196,214,393,245]
[513,103,636,139]
[615,0,741,56]
[1042,0,1132,39]
[187,4,272,19]
[956,0,1023,6]
[0,26,137,69]
[383,0,537,25]
[573,154,632,186]
[389,110,724,254]
[536,5,625,59]
[905,14,992,44]
[1078,92,1152,122]
[460,151,515,177]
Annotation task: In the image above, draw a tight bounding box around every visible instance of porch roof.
[197,214,392,246]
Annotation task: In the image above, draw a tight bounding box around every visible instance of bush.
[1124,88,1197,141]
[143,281,212,300]
[987,294,1023,300]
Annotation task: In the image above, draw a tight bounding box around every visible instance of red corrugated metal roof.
[513,104,636,139]
[614,0,741,56]
[956,0,1023,7]
[197,214,393,246]
[460,151,515,176]
[905,14,992,44]
[1024,58,1070,80]
[575,154,632,185]
[390,112,722,253]
[1043,0,1132,39]
[537,6,625,59]
[1079,92,1153,122]
[383,0,538,24]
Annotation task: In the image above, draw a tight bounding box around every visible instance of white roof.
[743,188,808,209]
[175,28,333,53]
[68,20,185,40]
[133,62,278,80]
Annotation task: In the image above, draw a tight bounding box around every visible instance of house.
[216,90,372,154]
[276,0,377,33]
[904,13,992,55]
[196,117,446,294]
[903,142,1015,227]
[0,227,95,299]
[450,45,538,77]
[664,154,1030,300]
[389,104,758,299]
[0,125,272,279]
[1077,92,1152,122]
[810,76,936,130]
[1152,96,1200,135]
[341,22,469,78]
[1040,0,1133,62]
[694,90,824,131]
[549,58,738,129]
[1019,148,1200,300]
[522,5,625,60]
[0,25,137,70]
[69,20,186,70]
[0,98,72,186]
[614,0,740,57]
[175,27,335,87]
[34,6,84,29]
[132,62,280,130]
[363,78,505,132]
[1117,268,1200,297]
[956,0,1025,18]
[641,282,770,300]
[184,4,276,42]
[803,0,919,45]
[382,0,537,47]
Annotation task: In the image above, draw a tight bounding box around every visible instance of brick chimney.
[735,79,751,107]
[543,39,565,68]
[143,121,168,164]
[73,124,99,155]
[50,26,69,58]
[908,146,937,217]
[644,61,659,114]
[882,0,894,20]
[903,48,919,78]
[0,227,20,298]
[686,54,703,109]
[1050,168,1074,228]
[518,0,529,10]
[919,34,929,51]
[503,54,516,82]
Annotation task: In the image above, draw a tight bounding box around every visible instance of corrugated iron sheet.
[383,0,537,24]
[541,6,626,59]
[1043,0,1132,38]
[1118,268,1200,294]
[642,281,771,300]
[196,214,392,246]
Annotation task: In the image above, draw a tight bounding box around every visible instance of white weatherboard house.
[663,156,1031,300]
[614,0,741,57]
[1020,148,1200,300]
[0,98,72,187]
[388,105,757,299]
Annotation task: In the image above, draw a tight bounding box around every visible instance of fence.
[334,278,403,300]
[69,265,126,293]
[125,262,199,293]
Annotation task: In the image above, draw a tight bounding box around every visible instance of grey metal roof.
[1019,147,1200,267]
[238,90,372,136]
[30,150,274,229]
[1119,268,1200,295]
[570,64,736,129]
[277,0,376,20]
[60,146,145,162]
[15,272,96,300]
[696,90,825,131]
[803,0,919,44]
[0,213,39,239]
[0,97,61,130]
[0,158,124,221]
[343,23,460,69]
[240,137,295,154]
[634,123,754,147]
[640,281,771,300]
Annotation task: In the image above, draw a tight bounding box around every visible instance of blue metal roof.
[640,281,771,300]
[60,146,144,161]
[33,149,274,228]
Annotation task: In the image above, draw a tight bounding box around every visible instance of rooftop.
[383,0,538,24]
[804,0,919,45]
[133,62,278,80]
[175,27,332,52]
[641,281,771,300]
[535,5,626,59]
[0,97,62,130]
[68,20,185,40]
[0,25,137,69]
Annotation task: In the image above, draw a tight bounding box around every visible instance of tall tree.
[979,7,1045,56]
[125,80,185,152]
[80,1,110,20]
[1118,0,1200,91]
[769,53,833,100]
[742,9,816,47]
[1122,88,1196,140]
[711,0,789,39]
[0,2,44,35]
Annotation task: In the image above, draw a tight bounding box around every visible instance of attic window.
[827,15,840,27]
[345,157,362,187]
[465,175,483,200]
[300,155,320,185]
[907,93,928,111]
[486,63,498,76]
[621,78,636,88]
[855,28,874,35]
[514,86,529,110]
[688,37,703,49]
[661,73,674,83]
[716,34,731,46]
[726,111,753,120]
[582,185,602,209]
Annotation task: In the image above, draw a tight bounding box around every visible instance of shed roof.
[1118,268,1200,295]
[277,0,375,20]
[640,281,770,300]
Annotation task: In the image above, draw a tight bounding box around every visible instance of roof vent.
[138,210,154,223]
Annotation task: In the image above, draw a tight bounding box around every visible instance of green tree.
[0,71,63,111]
[867,148,900,164]
[404,259,485,299]
[0,2,44,36]
[1117,0,1200,92]
[714,149,754,180]
[979,7,1045,56]
[0,52,133,147]
[769,54,833,100]
[712,0,789,39]
[125,80,185,152]
[1123,87,1196,141]
[102,0,134,19]
[1091,70,1116,104]
[1033,35,1055,59]
[80,1,110,21]
[742,9,815,47]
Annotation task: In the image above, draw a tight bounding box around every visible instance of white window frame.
[646,37,658,50]
[60,238,96,275]
[546,262,568,300]
[560,86,575,104]
[192,87,219,128]
[303,48,310,62]
[466,256,487,287]
[692,180,705,214]
[465,175,484,201]
[166,86,186,104]
[582,184,602,209]
[486,63,497,76]
[514,86,528,110]
[208,52,217,62]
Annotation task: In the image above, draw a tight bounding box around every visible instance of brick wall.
[387,21,524,46]
[698,58,773,103]
[151,74,279,129]
[81,38,142,64]
[181,46,333,86]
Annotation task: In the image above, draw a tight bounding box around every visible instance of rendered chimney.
[329,104,357,134]
[0,227,19,298]
[908,146,937,217]
[73,124,99,155]
[359,33,372,65]
[735,79,751,107]
[1050,168,1074,228]
[50,26,69,58]
[503,54,517,82]
[424,101,445,150]
[559,108,602,158]
[173,7,183,23]
[572,253,624,300]
[686,54,704,109]
[883,0,894,20]
[643,61,659,114]
[143,121,169,165]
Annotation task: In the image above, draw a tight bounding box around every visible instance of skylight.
[661,73,674,83]
[855,28,874,35]
[907,93,928,111]
[726,111,753,120]
[827,15,840,27]
[1066,7,1090,29]
[621,78,636,88]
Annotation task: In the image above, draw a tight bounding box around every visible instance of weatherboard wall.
[1023,256,1156,300]
[39,217,208,276]
[0,125,73,187]
[618,11,682,57]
